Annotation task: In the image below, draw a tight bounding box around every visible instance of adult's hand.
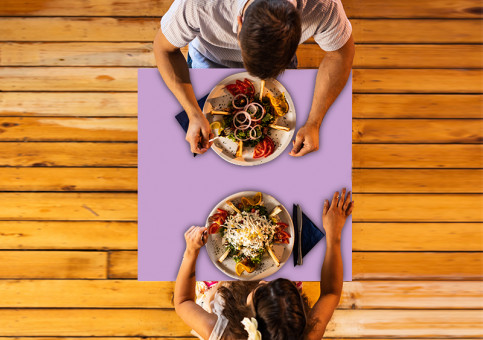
[289,123,320,157]
[186,114,214,154]
[322,188,353,243]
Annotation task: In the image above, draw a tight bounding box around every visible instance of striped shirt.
[161,0,352,68]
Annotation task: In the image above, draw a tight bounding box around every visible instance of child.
[174,189,353,339]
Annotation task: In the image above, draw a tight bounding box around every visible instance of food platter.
[205,191,294,280]
[203,72,296,166]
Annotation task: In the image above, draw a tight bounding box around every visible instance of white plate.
[205,191,294,281]
[203,72,296,166]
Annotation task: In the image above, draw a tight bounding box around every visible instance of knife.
[296,204,303,265]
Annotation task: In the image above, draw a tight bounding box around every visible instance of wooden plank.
[0,193,137,221]
[0,221,137,249]
[1,193,481,222]
[0,67,137,92]
[0,142,137,167]
[0,0,481,18]
[303,281,483,309]
[353,144,483,168]
[0,117,137,141]
[1,168,481,193]
[353,169,483,193]
[352,194,483,222]
[0,251,107,279]
[2,68,482,93]
[7,118,481,144]
[1,221,479,252]
[298,44,483,69]
[353,69,483,93]
[0,280,481,309]
[0,92,137,117]
[0,309,479,337]
[354,252,483,280]
[0,18,160,42]
[108,250,138,279]
[0,42,155,67]
[0,167,137,191]
[0,18,481,43]
[2,43,482,69]
[0,168,137,191]
[353,94,483,119]
[353,223,483,251]
[351,19,483,43]
[1,93,480,118]
[353,119,483,144]
[109,250,483,280]
[344,0,483,18]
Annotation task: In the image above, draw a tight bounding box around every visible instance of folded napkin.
[175,94,209,157]
[293,204,325,266]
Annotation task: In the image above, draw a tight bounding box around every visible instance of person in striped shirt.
[154,0,354,156]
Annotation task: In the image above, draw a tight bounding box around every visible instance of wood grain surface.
[0,0,481,338]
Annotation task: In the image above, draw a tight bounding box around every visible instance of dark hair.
[239,0,301,79]
[253,278,308,339]
[217,281,259,338]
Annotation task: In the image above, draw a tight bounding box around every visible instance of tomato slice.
[236,80,248,93]
[253,139,267,158]
[277,230,291,239]
[263,136,275,158]
[217,208,228,219]
[208,223,220,234]
[244,78,255,96]
[225,84,239,96]
[275,222,288,232]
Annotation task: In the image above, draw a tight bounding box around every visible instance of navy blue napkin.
[175,94,210,157]
[293,204,325,266]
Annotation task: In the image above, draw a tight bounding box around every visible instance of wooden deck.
[0,0,482,338]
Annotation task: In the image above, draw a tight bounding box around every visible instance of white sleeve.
[160,0,200,48]
[313,0,352,51]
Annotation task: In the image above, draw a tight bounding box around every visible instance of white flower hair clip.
[241,317,262,340]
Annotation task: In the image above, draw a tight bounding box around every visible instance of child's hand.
[184,226,208,255]
[322,188,353,244]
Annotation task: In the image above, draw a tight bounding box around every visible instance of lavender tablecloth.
[138,68,352,281]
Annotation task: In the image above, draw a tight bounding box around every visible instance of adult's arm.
[153,29,212,154]
[305,189,353,339]
[174,226,217,338]
[290,35,354,157]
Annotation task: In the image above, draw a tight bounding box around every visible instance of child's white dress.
[191,281,228,340]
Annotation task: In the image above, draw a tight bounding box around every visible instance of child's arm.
[174,226,217,339]
[305,189,353,340]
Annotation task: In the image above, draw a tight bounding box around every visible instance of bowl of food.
[203,72,296,166]
[205,191,294,280]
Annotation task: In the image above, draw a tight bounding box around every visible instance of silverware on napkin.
[296,204,303,265]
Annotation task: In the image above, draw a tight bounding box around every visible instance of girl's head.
[218,279,309,339]
[249,278,308,339]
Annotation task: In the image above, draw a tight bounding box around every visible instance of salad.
[210,78,290,159]
[207,192,291,276]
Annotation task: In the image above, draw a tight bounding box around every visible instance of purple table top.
[138,68,352,281]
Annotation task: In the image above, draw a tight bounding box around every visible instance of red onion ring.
[232,94,248,109]
[244,102,265,122]
[249,125,262,140]
[233,111,251,129]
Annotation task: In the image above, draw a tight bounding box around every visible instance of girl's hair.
[217,281,258,338]
[217,279,310,339]
[253,278,309,339]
